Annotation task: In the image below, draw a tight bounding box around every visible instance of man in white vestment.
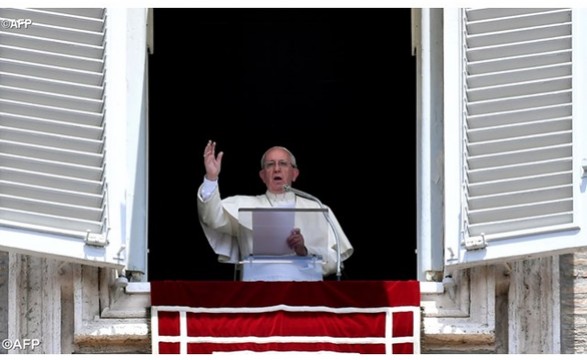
[197,140,354,280]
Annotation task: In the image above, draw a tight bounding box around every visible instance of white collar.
[265,191,296,205]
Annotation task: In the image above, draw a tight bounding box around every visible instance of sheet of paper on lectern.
[252,210,295,256]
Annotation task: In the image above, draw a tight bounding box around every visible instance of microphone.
[283,185,322,205]
[283,185,342,280]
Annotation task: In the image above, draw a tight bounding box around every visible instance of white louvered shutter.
[444,8,587,268]
[0,8,127,267]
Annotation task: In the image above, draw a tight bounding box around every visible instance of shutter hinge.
[85,232,108,247]
[464,233,487,251]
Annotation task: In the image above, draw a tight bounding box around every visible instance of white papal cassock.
[197,185,354,279]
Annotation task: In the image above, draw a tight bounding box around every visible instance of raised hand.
[203,140,223,181]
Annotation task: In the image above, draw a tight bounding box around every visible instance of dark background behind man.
[148,8,416,280]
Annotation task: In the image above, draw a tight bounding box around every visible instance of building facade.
[0,7,586,354]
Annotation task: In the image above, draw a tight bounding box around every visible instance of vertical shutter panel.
[463,8,574,240]
[0,8,107,236]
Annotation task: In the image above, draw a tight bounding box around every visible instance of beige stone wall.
[0,252,8,354]
[560,252,587,354]
[0,253,149,354]
[509,257,560,353]
[3,251,586,354]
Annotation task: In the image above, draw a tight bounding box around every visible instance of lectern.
[237,207,329,281]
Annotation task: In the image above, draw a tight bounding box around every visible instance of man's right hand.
[203,140,223,181]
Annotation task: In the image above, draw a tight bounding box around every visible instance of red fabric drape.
[151,280,420,355]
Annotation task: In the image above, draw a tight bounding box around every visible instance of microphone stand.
[284,185,342,281]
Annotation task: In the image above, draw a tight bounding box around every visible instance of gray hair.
[260,146,297,169]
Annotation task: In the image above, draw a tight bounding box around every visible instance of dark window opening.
[148,8,416,281]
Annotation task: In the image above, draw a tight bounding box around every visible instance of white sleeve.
[200,177,218,201]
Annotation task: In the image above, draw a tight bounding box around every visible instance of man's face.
[259,148,299,193]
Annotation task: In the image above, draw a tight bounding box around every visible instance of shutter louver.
[0,8,106,236]
[463,9,574,240]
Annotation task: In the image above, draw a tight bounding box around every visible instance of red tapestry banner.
[150,280,421,355]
